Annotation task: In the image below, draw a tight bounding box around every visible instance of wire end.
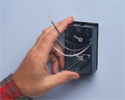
[46,13,52,22]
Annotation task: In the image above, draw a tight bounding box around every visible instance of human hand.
[12,16,79,98]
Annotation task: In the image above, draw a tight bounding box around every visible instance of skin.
[12,16,80,98]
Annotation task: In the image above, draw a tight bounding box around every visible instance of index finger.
[45,16,74,43]
[34,19,67,48]
[37,16,74,58]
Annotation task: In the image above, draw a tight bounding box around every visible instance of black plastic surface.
[65,21,98,74]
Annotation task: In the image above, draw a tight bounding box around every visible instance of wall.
[1,0,125,100]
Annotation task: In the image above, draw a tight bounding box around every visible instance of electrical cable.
[52,42,91,61]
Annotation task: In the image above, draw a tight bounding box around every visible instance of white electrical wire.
[75,42,92,56]
[52,42,92,60]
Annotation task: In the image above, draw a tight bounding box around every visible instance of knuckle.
[42,29,49,34]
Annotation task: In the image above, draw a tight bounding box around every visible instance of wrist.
[12,73,30,98]
[0,74,29,100]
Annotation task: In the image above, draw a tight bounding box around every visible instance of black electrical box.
[65,21,98,74]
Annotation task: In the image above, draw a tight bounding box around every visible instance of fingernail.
[70,75,79,80]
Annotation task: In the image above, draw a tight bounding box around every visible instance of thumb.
[50,71,79,87]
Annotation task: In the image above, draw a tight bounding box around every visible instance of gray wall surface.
[0,0,125,100]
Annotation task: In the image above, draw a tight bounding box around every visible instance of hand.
[12,16,79,98]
